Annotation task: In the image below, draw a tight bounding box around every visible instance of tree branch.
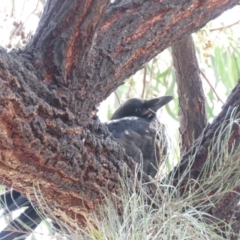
[0,0,239,232]
[172,79,240,191]
[172,35,207,155]
[18,0,239,124]
[0,46,157,228]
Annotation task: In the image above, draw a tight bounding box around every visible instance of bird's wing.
[105,117,151,138]
[105,117,165,177]
[0,190,31,215]
[0,190,42,240]
[0,207,42,240]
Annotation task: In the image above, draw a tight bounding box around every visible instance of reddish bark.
[0,0,239,230]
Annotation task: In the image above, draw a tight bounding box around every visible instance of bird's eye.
[135,108,142,114]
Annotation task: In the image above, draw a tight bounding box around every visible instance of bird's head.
[110,96,173,120]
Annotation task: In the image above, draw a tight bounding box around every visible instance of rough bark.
[172,34,239,236]
[171,81,240,236]
[22,0,238,125]
[172,35,207,155]
[172,81,240,184]
[0,0,239,231]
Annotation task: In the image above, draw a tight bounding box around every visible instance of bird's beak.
[144,96,173,114]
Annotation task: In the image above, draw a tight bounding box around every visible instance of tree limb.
[172,35,207,155]
[0,0,239,230]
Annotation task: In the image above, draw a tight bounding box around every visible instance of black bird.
[0,95,173,239]
[106,95,173,177]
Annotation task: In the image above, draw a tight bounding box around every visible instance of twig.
[200,69,224,104]
[145,59,155,98]
[126,77,133,99]
[114,91,121,105]
[141,64,147,98]
[210,20,240,32]
[9,0,41,42]
[11,0,15,17]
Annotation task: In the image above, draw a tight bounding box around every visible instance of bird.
[106,95,173,177]
[0,95,173,239]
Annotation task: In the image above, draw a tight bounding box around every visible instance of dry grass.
[0,115,240,239]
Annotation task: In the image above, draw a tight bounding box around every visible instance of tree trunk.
[0,0,239,230]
